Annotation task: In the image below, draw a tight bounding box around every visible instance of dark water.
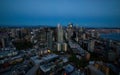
[100,33,120,41]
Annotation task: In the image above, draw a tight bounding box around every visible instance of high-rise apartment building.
[47,30,53,49]
[57,24,63,43]
[88,40,95,52]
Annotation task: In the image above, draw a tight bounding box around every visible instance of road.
[26,64,39,75]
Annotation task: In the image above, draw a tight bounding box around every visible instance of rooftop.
[64,64,74,73]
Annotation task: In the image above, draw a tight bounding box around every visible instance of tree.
[12,39,33,50]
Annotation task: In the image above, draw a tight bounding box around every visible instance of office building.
[47,30,53,49]
[57,24,64,51]
[57,24,63,43]
[82,33,86,40]
[1,38,5,48]
[57,43,61,51]
[63,43,67,52]
[88,40,95,52]
[108,50,116,61]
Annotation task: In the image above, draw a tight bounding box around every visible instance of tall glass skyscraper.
[57,24,63,43]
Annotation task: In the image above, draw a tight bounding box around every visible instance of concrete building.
[47,30,53,49]
[57,24,63,43]
[39,29,47,42]
[66,23,74,40]
[0,34,10,48]
[57,43,61,51]
[87,65,105,75]
[62,43,67,52]
[88,40,95,52]
[82,33,86,40]
[79,26,84,32]
[108,50,116,61]
[57,24,67,52]
[1,38,5,48]
[65,31,68,40]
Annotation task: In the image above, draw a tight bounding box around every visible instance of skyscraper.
[57,24,64,51]
[57,43,61,51]
[57,24,63,43]
[63,43,67,52]
[88,40,95,52]
[1,38,5,48]
[67,23,73,40]
[47,30,53,49]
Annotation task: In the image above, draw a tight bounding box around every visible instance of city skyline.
[0,1,120,74]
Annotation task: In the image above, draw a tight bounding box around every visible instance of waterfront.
[100,33,120,41]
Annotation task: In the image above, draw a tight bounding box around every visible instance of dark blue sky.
[0,0,120,27]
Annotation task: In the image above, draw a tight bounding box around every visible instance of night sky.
[0,0,120,27]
